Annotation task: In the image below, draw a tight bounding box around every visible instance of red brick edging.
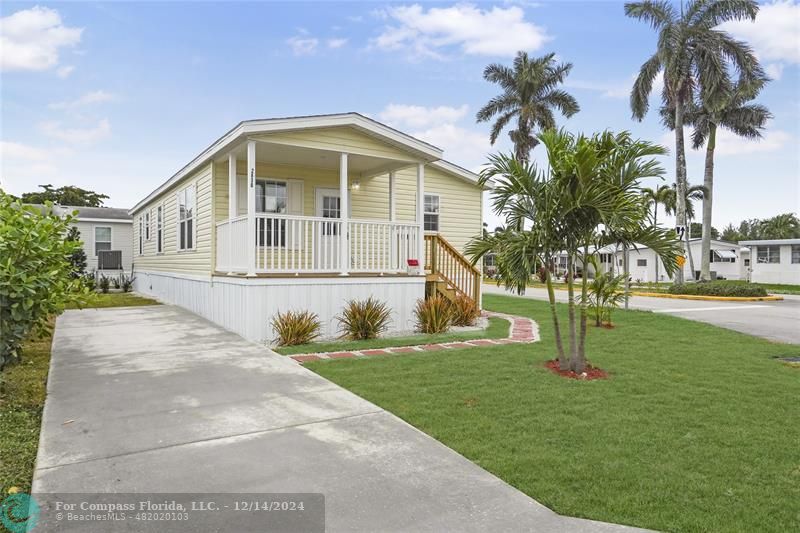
[289,311,539,364]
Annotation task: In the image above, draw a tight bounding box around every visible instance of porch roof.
[131,113,449,213]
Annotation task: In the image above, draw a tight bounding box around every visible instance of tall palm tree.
[625,0,760,282]
[476,52,580,162]
[689,78,770,280]
[664,183,705,279]
[642,184,672,281]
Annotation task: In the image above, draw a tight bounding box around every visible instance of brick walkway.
[289,311,540,364]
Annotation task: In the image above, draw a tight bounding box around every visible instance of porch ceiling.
[222,141,415,177]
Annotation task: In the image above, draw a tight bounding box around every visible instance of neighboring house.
[738,239,800,284]
[29,204,133,274]
[129,113,485,342]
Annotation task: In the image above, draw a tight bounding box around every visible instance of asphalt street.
[483,284,800,344]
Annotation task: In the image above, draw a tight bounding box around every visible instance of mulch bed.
[545,359,609,380]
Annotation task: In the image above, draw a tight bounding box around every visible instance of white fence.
[216,214,420,274]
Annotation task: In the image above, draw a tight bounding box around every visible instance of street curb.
[629,292,784,302]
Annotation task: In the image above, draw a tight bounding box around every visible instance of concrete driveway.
[483,284,800,344]
[34,304,647,532]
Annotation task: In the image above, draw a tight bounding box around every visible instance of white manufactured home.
[130,113,484,342]
[738,239,800,284]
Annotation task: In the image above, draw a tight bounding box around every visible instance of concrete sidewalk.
[34,304,649,532]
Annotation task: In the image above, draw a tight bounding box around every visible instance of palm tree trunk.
[566,253,578,371]
[544,261,567,369]
[685,223,696,280]
[674,100,688,284]
[576,245,589,374]
[700,123,716,281]
[654,203,660,283]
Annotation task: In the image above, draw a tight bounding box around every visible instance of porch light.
[351,180,360,191]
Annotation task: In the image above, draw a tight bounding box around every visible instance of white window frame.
[791,245,800,264]
[756,245,780,264]
[423,193,440,232]
[94,225,113,257]
[637,258,647,267]
[144,211,151,241]
[156,203,164,254]
[138,216,144,255]
[176,183,197,252]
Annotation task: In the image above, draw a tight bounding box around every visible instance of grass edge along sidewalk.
[0,292,160,494]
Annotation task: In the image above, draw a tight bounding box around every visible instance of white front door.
[315,188,341,270]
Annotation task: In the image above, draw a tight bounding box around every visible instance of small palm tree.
[625,0,760,282]
[476,52,580,162]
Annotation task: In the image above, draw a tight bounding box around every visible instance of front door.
[315,188,341,269]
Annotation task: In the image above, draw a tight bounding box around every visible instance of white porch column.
[339,153,349,275]
[227,153,237,274]
[416,162,425,265]
[389,171,397,270]
[246,140,256,276]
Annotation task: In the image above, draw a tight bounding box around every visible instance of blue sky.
[2,1,798,231]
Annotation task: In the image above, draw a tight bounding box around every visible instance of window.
[599,253,613,264]
[711,250,736,263]
[618,258,623,266]
[178,185,195,250]
[637,259,647,267]
[156,205,163,253]
[144,211,150,241]
[424,194,439,232]
[95,226,112,256]
[792,245,800,264]
[256,179,287,246]
[320,194,340,236]
[756,245,780,264]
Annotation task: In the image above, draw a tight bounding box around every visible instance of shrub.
[98,275,111,293]
[81,272,97,292]
[271,310,322,346]
[111,276,121,289]
[536,266,549,284]
[337,297,392,340]
[668,281,767,298]
[119,273,135,293]
[65,226,87,278]
[450,294,479,327]
[0,195,90,369]
[414,295,453,334]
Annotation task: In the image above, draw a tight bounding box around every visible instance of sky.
[1,1,799,232]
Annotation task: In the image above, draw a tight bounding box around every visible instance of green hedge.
[668,281,768,297]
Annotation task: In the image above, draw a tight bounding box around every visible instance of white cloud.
[765,62,785,80]
[0,6,83,72]
[287,34,319,55]
[56,65,75,78]
[327,38,348,49]
[372,4,550,59]
[40,118,111,145]
[721,1,800,65]
[0,140,51,161]
[378,103,469,129]
[49,90,116,110]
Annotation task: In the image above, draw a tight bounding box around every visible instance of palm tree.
[467,130,680,373]
[476,52,580,162]
[662,76,771,280]
[759,213,800,239]
[642,184,671,281]
[664,183,705,279]
[625,0,760,282]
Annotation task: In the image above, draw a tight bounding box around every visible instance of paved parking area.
[33,304,648,532]
[483,284,800,344]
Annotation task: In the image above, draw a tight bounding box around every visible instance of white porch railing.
[215,214,420,274]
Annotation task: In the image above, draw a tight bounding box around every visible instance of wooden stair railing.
[424,233,481,307]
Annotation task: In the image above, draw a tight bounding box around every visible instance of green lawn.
[276,317,508,355]
[1,292,160,493]
[307,293,800,533]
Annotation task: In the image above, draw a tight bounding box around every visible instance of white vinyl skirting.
[133,269,426,344]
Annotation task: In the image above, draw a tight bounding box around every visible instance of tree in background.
[690,222,718,240]
[467,130,680,373]
[626,0,760,282]
[476,52,580,162]
[720,214,800,241]
[65,226,88,278]
[642,184,672,281]
[21,184,109,207]
[0,194,90,369]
